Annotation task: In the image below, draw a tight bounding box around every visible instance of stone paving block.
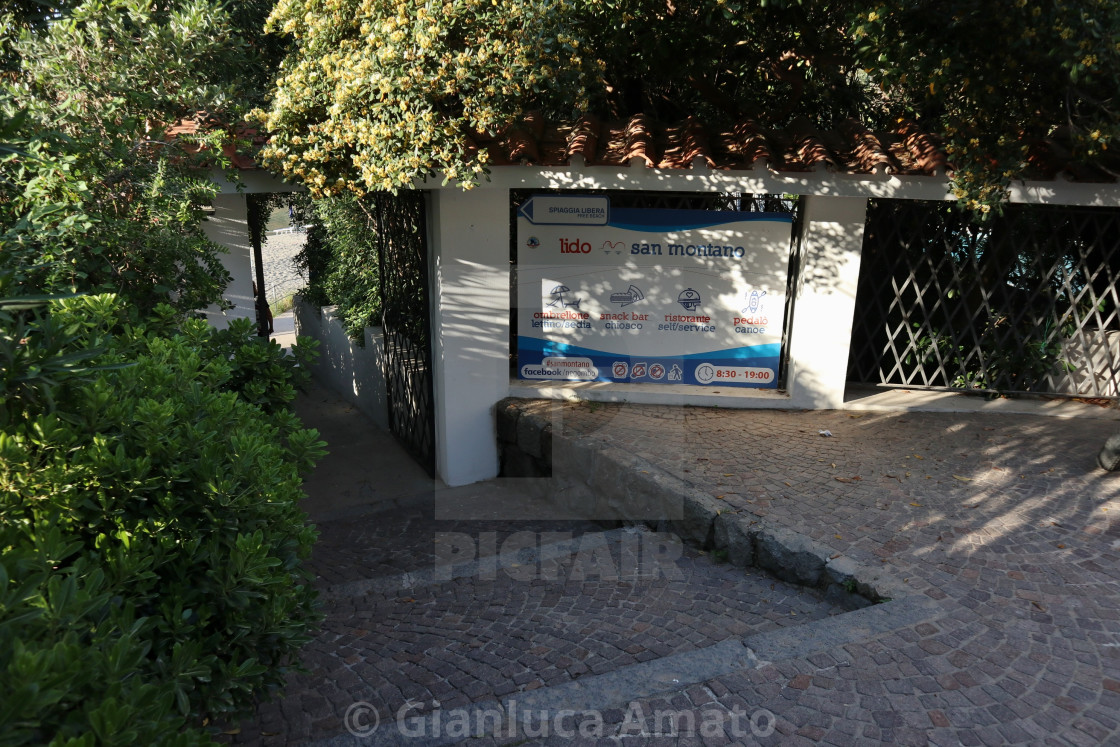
[224,398,1120,746]
[712,512,756,568]
[670,492,723,548]
[754,525,827,587]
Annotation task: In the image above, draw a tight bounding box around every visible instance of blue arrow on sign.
[518,195,610,225]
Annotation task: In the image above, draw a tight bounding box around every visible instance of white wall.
[200,193,256,329]
[212,169,304,196]
[786,195,869,409]
[418,166,1120,487]
[426,189,872,486]
[428,190,512,486]
[293,298,390,431]
[202,169,303,330]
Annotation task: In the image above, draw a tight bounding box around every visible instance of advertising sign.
[516,195,793,388]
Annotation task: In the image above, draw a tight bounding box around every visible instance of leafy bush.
[1,4,241,317]
[296,194,382,341]
[1,5,328,742]
[910,316,1075,394]
[0,293,325,745]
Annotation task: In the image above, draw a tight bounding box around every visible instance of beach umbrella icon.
[548,284,571,307]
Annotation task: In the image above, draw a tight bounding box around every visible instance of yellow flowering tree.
[261,0,1119,212]
[259,0,600,196]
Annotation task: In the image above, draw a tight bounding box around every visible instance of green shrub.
[0,532,214,747]
[295,195,382,342]
[269,294,296,317]
[0,294,325,745]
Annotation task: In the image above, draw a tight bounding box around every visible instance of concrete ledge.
[844,384,1120,420]
[510,379,1120,419]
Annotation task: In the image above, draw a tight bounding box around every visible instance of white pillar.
[429,190,511,486]
[786,195,869,409]
[200,194,256,329]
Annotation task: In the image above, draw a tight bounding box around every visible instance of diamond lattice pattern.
[849,201,1120,397]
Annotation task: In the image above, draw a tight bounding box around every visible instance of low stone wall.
[294,297,389,431]
[495,399,553,478]
[497,397,907,609]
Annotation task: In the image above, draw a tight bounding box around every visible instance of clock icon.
[696,364,715,383]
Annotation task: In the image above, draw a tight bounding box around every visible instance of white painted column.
[786,195,869,409]
[200,194,256,329]
[429,190,511,486]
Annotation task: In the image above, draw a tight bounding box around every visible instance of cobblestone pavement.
[520,402,1120,745]
[307,508,605,588]
[235,520,847,745]
[229,396,1120,746]
[256,231,306,303]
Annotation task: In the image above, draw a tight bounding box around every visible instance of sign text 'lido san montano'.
[516,195,793,388]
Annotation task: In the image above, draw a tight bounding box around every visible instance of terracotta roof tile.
[165,116,263,170]
[537,122,571,165]
[660,117,713,169]
[895,119,948,175]
[837,119,893,174]
[170,110,1115,185]
[622,114,658,167]
[597,119,633,166]
[716,121,772,169]
[472,114,960,179]
[479,114,975,177]
[497,115,1116,185]
[564,116,601,164]
[504,127,540,164]
[783,118,835,172]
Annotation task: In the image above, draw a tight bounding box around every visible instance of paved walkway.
[523,401,1120,745]
[227,385,852,745]
[258,230,307,303]
[228,386,1120,745]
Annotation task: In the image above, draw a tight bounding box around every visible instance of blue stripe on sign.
[518,336,781,361]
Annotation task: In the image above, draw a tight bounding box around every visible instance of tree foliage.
[295,194,384,340]
[851,0,1120,213]
[2,2,231,313]
[259,0,1120,212]
[1,0,292,313]
[260,0,598,194]
[0,295,324,744]
[1,2,325,742]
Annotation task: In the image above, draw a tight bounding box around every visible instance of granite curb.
[498,397,915,607]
